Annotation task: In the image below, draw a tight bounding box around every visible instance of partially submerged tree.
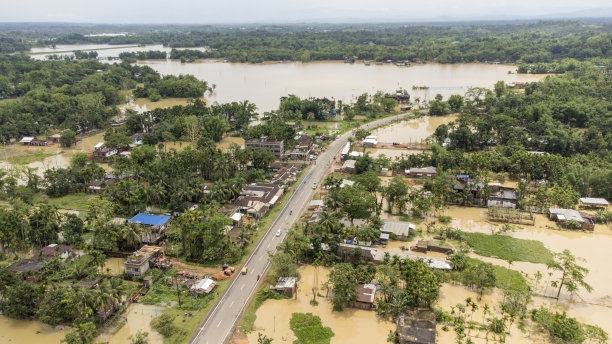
[547,249,593,300]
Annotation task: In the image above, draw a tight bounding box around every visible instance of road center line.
[229,300,235,308]
[241,284,245,291]
[217,320,223,328]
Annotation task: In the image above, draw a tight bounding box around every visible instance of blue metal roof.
[129,214,170,226]
[456,174,469,178]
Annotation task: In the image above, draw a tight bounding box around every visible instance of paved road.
[189,112,412,344]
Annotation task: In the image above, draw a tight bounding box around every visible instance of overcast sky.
[1,0,611,23]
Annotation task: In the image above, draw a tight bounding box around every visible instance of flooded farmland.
[445,205,612,336]
[248,265,395,344]
[138,60,547,112]
[0,317,71,344]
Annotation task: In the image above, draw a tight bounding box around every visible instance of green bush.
[151,313,178,337]
[290,312,334,344]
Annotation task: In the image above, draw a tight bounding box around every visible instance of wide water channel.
[138,60,546,112]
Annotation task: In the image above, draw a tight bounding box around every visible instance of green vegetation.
[5,148,55,165]
[118,50,167,62]
[0,55,159,142]
[35,192,97,210]
[35,21,612,64]
[531,307,608,344]
[289,312,334,344]
[463,232,553,264]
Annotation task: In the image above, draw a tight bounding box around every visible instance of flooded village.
[0,19,610,344]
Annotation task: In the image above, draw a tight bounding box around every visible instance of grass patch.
[289,312,334,344]
[240,287,289,334]
[35,192,97,210]
[144,269,231,344]
[463,232,553,264]
[5,148,55,165]
[448,257,530,292]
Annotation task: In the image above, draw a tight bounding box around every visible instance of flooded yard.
[97,304,164,344]
[370,114,457,143]
[103,257,126,275]
[247,265,395,343]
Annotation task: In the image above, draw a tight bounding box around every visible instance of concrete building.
[271,277,298,297]
[124,245,163,277]
[405,167,437,178]
[245,137,284,157]
[396,308,436,344]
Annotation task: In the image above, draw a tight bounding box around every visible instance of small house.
[381,221,415,240]
[271,277,298,297]
[548,208,594,230]
[92,142,117,162]
[308,199,325,210]
[579,197,609,209]
[363,135,378,148]
[342,160,357,173]
[40,244,74,262]
[190,278,216,295]
[47,133,62,144]
[129,214,171,244]
[487,187,518,209]
[7,259,47,275]
[351,283,377,310]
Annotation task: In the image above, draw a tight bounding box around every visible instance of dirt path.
[170,259,221,275]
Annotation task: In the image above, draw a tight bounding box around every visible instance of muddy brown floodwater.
[0,316,71,344]
[445,205,612,337]
[138,60,547,112]
[97,304,165,343]
[247,265,395,344]
[371,114,457,143]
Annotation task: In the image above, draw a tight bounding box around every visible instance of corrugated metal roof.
[129,214,170,226]
[580,197,609,206]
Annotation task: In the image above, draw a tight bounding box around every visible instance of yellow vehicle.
[241,267,248,275]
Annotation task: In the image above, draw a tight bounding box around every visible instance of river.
[29,44,207,61]
[137,60,546,112]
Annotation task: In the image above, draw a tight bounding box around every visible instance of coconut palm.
[120,224,141,251]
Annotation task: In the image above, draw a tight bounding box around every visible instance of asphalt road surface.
[189,112,412,344]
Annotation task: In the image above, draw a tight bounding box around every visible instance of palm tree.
[120,224,141,251]
[89,250,107,272]
[318,211,338,234]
